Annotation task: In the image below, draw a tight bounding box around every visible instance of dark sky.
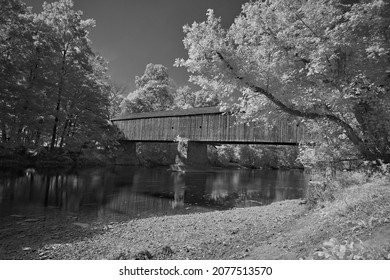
[23,0,248,91]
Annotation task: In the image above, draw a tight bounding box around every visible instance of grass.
[304,171,390,260]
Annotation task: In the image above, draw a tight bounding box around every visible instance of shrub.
[305,169,382,208]
[137,142,176,166]
[308,237,390,260]
[305,180,338,208]
[216,145,236,163]
[336,171,368,188]
[212,144,301,169]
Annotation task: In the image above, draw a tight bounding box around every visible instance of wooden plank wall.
[113,113,306,144]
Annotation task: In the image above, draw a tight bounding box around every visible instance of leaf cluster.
[120,63,174,114]
[176,0,390,163]
[0,0,113,152]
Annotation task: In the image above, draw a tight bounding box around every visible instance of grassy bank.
[303,173,390,259]
[1,172,387,260]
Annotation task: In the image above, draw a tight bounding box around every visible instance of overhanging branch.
[215,51,365,147]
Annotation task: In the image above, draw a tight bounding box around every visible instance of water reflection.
[0,166,307,221]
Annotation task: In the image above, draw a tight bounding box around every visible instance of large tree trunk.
[50,100,61,150]
[59,119,70,148]
[50,49,67,151]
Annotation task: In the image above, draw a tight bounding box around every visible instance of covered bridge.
[111,106,306,145]
[111,107,306,167]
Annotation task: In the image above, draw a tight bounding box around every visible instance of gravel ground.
[1,180,389,260]
[33,200,309,260]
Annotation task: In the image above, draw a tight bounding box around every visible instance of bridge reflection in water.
[0,166,307,221]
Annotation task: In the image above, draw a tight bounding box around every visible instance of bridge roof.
[111,106,223,121]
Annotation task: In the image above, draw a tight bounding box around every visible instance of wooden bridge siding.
[114,113,303,143]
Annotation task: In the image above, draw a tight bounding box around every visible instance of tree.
[0,0,42,147]
[121,63,174,114]
[176,0,390,162]
[31,0,113,151]
[174,85,220,109]
[107,81,127,119]
[119,63,178,165]
[55,54,111,149]
[1,0,113,153]
[36,0,99,150]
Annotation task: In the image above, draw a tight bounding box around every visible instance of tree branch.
[215,51,365,148]
[294,12,320,39]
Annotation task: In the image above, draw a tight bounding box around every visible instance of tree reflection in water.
[0,166,307,221]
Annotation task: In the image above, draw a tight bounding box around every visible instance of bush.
[137,142,177,166]
[212,144,301,169]
[306,170,371,208]
[307,237,390,260]
[216,145,236,163]
[305,180,338,207]
[336,171,368,188]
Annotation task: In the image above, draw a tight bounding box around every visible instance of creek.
[0,166,308,222]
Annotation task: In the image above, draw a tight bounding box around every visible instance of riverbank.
[1,175,389,260]
[0,142,302,170]
[0,147,115,168]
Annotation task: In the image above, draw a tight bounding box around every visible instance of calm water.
[0,166,307,222]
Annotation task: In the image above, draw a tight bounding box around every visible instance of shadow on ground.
[0,211,109,260]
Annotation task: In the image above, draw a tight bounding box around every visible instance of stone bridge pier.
[171,141,209,172]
